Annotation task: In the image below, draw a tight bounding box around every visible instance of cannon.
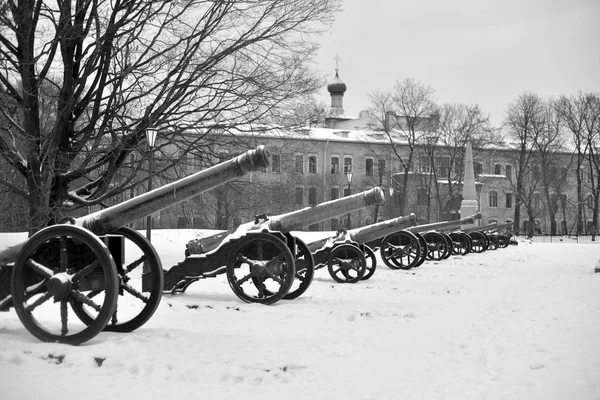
[299,213,418,283]
[0,146,271,345]
[378,212,483,270]
[457,222,499,253]
[165,187,386,301]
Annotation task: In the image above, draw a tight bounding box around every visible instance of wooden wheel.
[70,227,163,332]
[412,233,428,267]
[360,244,377,280]
[497,235,509,248]
[468,231,488,253]
[487,234,499,250]
[441,233,453,259]
[282,235,315,300]
[227,233,295,304]
[380,231,422,270]
[11,225,119,345]
[327,243,366,283]
[422,231,448,261]
[450,232,472,255]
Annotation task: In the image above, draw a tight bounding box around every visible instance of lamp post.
[389,187,395,219]
[345,171,353,228]
[145,128,158,241]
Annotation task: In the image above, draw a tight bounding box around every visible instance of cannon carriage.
[0,146,272,345]
[299,213,418,283]
[377,213,483,270]
[168,187,386,301]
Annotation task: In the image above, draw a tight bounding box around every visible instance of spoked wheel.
[360,245,377,280]
[11,225,119,345]
[450,232,472,255]
[497,235,509,248]
[327,243,366,283]
[380,231,422,270]
[441,233,453,259]
[487,234,499,250]
[282,235,315,300]
[412,233,428,267]
[227,233,295,305]
[70,227,164,333]
[423,232,448,261]
[468,231,488,253]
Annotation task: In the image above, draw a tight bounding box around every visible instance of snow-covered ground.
[1,229,599,400]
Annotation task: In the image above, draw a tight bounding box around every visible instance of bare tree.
[534,98,570,235]
[368,78,437,216]
[0,0,340,233]
[426,103,495,220]
[504,92,546,236]
[558,92,600,234]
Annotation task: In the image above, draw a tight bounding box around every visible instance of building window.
[295,187,303,205]
[505,193,512,208]
[417,188,427,206]
[419,155,431,173]
[308,223,319,231]
[330,187,339,200]
[365,159,374,176]
[331,218,339,231]
[505,165,512,179]
[331,156,339,174]
[378,159,386,175]
[435,156,450,177]
[494,164,502,175]
[344,157,353,173]
[474,162,482,177]
[308,156,317,174]
[308,187,317,205]
[489,190,498,207]
[343,186,351,197]
[587,194,594,209]
[271,154,280,173]
[295,155,304,174]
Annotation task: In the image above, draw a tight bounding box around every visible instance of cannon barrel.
[460,222,498,234]
[0,146,271,265]
[187,187,386,255]
[346,213,417,244]
[489,223,512,234]
[406,212,482,234]
[304,213,417,252]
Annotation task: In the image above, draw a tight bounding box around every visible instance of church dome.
[327,71,347,95]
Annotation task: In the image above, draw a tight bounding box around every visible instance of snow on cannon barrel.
[0,145,271,345]
[301,213,419,283]
[165,187,386,302]
[379,212,483,270]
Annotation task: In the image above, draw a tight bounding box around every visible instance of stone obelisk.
[460,141,479,228]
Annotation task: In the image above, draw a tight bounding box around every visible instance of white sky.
[313,0,600,126]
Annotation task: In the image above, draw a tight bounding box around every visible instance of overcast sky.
[313,0,600,126]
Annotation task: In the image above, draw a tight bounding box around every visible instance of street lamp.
[145,128,158,241]
[389,187,395,218]
[345,171,353,228]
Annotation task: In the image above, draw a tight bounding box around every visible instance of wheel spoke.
[60,300,69,336]
[70,290,102,312]
[25,259,54,279]
[265,270,284,284]
[71,260,100,282]
[125,255,146,273]
[24,292,53,312]
[122,284,149,302]
[235,272,254,286]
